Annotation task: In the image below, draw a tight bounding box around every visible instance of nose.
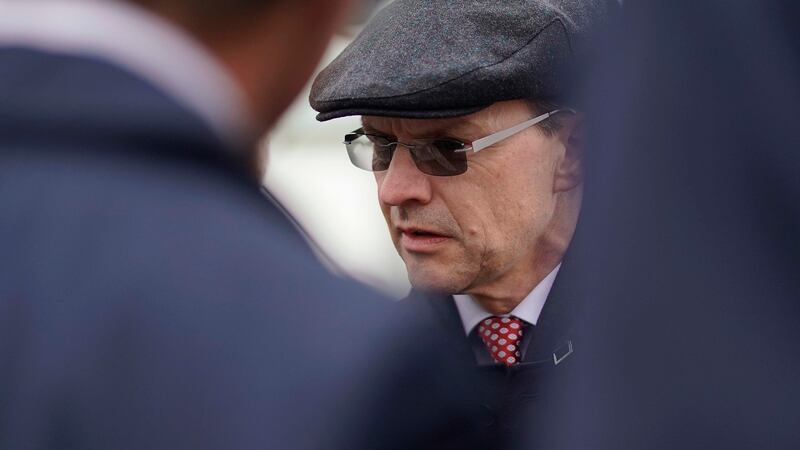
[376,146,433,206]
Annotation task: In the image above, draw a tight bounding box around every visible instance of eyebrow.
[361,124,391,136]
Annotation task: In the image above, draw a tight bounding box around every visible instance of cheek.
[474,175,551,250]
[438,174,505,246]
[446,189,501,258]
[499,151,556,218]
[439,181,485,237]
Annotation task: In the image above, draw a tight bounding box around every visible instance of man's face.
[366,100,573,295]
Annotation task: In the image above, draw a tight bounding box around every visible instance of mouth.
[397,226,451,253]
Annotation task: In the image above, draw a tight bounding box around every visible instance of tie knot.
[477,316,524,366]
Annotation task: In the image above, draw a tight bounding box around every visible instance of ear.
[553,113,584,193]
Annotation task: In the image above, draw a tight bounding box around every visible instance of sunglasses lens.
[345,134,394,172]
[344,133,468,176]
[411,140,468,176]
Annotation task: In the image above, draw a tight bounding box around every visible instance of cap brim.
[315,105,486,122]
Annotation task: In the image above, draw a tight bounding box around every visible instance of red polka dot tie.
[478,316,524,366]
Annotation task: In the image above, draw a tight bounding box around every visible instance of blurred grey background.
[263,36,410,298]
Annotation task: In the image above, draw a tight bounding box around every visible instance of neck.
[468,187,582,315]
[469,249,563,315]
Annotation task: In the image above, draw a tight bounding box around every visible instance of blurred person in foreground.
[526,0,800,449]
[0,1,479,449]
[310,0,615,447]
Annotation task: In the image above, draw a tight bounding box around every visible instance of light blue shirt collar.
[453,264,561,336]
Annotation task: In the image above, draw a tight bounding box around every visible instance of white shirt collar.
[453,264,561,336]
[0,0,254,147]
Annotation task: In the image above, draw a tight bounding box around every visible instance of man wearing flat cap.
[311,0,614,447]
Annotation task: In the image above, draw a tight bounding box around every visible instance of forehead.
[362,100,532,138]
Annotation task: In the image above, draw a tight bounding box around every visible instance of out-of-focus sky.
[263,37,411,298]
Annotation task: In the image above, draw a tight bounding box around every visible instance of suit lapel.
[523,257,581,365]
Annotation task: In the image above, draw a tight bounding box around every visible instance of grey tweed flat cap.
[310,0,615,121]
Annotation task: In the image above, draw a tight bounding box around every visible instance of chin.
[406,266,466,295]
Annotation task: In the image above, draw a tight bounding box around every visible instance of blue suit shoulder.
[0,48,482,450]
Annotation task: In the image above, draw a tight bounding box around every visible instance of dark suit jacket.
[0,48,479,450]
[410,259,582,450]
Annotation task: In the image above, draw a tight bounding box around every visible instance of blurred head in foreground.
[0,0,482,449]
[130,0,354,139]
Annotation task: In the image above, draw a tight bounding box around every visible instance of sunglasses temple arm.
[459,109,575,153]
[470,112,554,153]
